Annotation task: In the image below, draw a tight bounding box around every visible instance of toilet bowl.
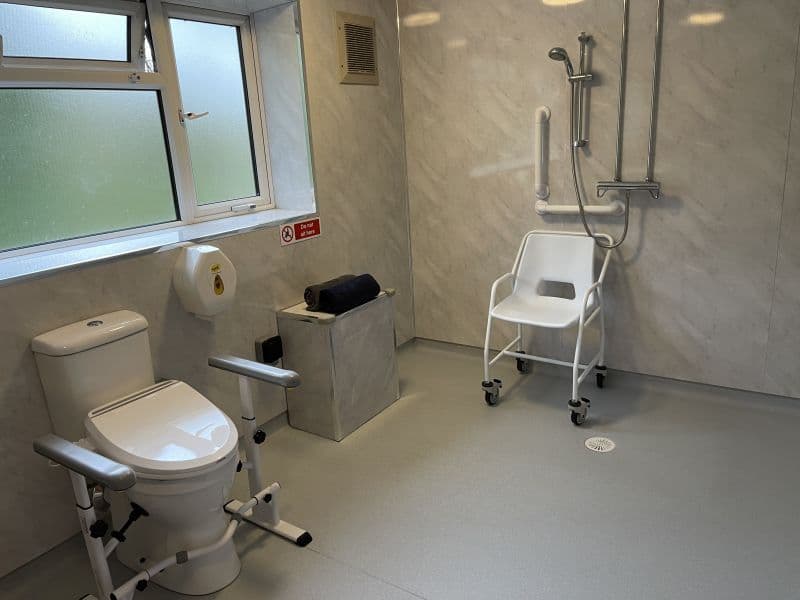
[85,380,241,595]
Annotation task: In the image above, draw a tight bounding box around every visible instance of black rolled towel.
[305,274,356,310]
[316,274,381,315]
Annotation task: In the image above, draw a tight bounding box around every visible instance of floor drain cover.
[585,436,616,453]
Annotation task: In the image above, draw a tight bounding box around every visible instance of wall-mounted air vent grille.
[336,12,378,85]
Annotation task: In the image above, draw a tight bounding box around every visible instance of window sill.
[0,208,315,286]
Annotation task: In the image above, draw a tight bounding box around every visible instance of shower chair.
[481,230,612,425]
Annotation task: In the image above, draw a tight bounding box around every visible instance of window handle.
[179,110,209,124]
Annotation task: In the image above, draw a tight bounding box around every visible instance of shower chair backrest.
[512,231,596,304]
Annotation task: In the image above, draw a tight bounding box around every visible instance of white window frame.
[0,0,277,259]
[0,0,147,70]
[160,3,274,220]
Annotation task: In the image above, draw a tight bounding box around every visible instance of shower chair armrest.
[580,282,602,318]
[209,355,301,389]
[582,240,615,320]
[33,434,136,491]
[595,234,615,285]
[489,273,515,308]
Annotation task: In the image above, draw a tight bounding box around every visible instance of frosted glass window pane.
[170,18,258,205]
[0,4,129,61]
[0,89,177,252]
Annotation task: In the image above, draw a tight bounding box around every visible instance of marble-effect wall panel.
[0,0,412,577]
[400,0,800,395]
[765,30,800,397]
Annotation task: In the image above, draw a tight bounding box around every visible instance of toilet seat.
[85,380,239,479]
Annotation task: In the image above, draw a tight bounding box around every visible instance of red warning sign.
[280,217,321,246]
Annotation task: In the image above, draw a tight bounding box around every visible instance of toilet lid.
[85,380,239,477]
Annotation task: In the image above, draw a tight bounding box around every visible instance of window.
[0,0,277,257]
[0,3,130,61]
[169,16,259,206]
[0,89,176,251]
[0,0,145,68]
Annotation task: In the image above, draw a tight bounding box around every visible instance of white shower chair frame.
[481,230,613,425]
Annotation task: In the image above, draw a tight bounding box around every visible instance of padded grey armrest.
[33,434,136,491]
[208,355,301,388]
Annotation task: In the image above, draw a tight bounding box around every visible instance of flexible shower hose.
[569,82,630,249]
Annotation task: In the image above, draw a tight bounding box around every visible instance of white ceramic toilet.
[32,311,242,595]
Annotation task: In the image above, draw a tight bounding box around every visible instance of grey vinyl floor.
[3,339,800,600]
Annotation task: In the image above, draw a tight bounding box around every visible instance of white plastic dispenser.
[173,245,237,318]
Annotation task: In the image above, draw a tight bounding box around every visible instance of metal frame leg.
[598,289,606,367]
[70,472,114,600]
[571,324,583,404]
[568,298,592,424]
[481,314,502,404]
[483,313,493,382]
[225,376,312,547]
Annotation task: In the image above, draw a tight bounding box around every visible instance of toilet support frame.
[33,355,310,600]
[209,355,312,546]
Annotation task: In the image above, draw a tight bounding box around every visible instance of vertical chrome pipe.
[613,0,629,181]
[646,0,664,182]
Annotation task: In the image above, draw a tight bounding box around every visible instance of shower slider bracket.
[596,180,661,200]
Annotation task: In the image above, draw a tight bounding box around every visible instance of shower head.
[548,47,574,77]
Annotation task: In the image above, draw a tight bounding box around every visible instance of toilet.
[32,311,242,595]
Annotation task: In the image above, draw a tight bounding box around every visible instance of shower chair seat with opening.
[481,230,613,425]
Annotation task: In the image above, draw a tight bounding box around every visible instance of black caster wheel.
[570,410,586,426]
[516,358,531,374]
[596,372,606,388]
[482,378,501,406]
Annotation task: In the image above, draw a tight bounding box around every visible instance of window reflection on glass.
[0,3,130,61]
[170,18,258,206]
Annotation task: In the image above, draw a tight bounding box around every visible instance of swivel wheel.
[570,410,586,426]
[568,397,590,426]
[482,378,502,406]
[516,358,531,374]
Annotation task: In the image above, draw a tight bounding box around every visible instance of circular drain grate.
[585,436,616,453]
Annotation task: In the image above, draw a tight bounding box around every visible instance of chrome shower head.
[548,47,574,78]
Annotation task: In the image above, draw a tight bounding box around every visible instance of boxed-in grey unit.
[277,290,399,441]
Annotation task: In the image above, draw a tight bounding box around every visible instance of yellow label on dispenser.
[210,263,221,274]
[213,274,224,296]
